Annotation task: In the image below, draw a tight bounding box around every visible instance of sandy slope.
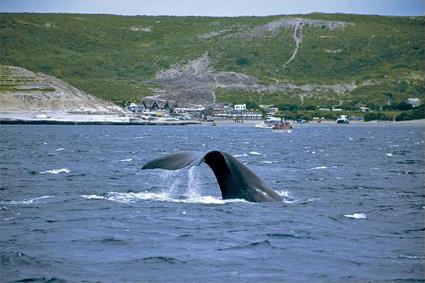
[0,65,124,114]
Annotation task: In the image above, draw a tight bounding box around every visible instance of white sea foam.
[310,166,328,170]
[1,195,54,205]
[39,168,70,174]
[386,153,393,157]
[249,151,261,155]
[55,148,65,151]
[119,158,132,162]
[278,190,298,204]
[344,213,367,219]
[234,153,248,157]
[80,192,248,205]
[261,161,274,164]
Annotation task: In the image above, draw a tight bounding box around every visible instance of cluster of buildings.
[125,97,422,122]
[126,99,263,121]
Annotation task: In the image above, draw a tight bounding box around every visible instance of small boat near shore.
[336,115,350,124]
[272,121,293,133]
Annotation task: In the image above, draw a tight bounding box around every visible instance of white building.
[360,106,372,112]
[407,98,421,107]
[234,104,247,111]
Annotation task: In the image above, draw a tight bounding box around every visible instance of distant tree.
[245,100,259,110]
[236,58,249,66]
[395,101,413,111]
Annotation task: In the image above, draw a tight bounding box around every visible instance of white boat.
[255,115,282,128]
[336,115,350,124]
[264,116,282,125]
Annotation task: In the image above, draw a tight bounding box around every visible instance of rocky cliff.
[0,65,123,114]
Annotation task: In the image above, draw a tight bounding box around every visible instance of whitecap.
[39,168,70,174]
[386,153,393,157]
[261,161,274,164]
[1,195,54,205]
[80,194,106,200]
[55,148,65,151]
[344,213,367,219]
[249,151,261,155]
[234,153,248,158]
[309,166,327,170]
[118,158,132,162]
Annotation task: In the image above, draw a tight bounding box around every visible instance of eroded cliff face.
[151,17,362,106]
[152,53,376,106]
[0,65,123,113]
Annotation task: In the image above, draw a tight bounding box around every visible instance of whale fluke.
[142,150,282,203]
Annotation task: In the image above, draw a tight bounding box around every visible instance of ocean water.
[1,123,424,282]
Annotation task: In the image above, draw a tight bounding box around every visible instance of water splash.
[160,170,181,196]
[187,167,201,198]
[80,192,247,205]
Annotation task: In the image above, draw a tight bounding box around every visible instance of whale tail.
[142,151,204,170]
[142,150,282,202]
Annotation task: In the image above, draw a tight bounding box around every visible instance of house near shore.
[407,98,421,107]
[360,106,372,113]
[127,99,174,113]
[212,103,262,120]
[142,99,172,112]
[234,104,247,111]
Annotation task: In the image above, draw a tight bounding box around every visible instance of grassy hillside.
[0,13,424,108]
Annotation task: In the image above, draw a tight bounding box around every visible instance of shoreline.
[0,112,200,126]
[210,119,425,127]
[1,112,424,126]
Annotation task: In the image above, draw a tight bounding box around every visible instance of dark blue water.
[1,123,424,282]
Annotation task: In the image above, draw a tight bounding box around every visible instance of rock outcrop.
[0,65,123,114]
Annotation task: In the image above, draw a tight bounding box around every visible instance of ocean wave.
[39,168,70,174]
[55,148,65,151]
[344,213,367,219]
[81,192,249,205]
[1,195,54,205]
[249,151,261,155]
[277,190,298,204]
[309,166,328,170]
[261,160,276,164]
[234,153,248,157]
[118,158,132,162]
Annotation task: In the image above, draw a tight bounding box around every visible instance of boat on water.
[336,115,350,124]
[255,115,282,128]
[272,121,293,133]
[254,122,273,129]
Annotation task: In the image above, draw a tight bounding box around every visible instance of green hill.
[0,13,423,109]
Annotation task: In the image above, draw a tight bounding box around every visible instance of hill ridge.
[0,13,423,109]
